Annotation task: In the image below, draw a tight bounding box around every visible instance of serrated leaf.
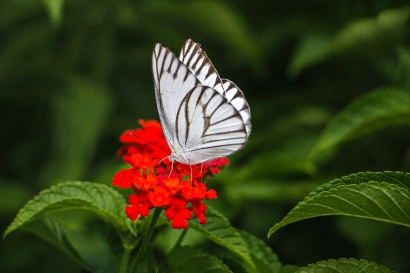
[279,265,299,273]
[296,258,395,273]
[239,230,281,273]
[167,246,232,273]
[312,171,410,194]
[189,206,255,270]
[310,88,410,158]
[268,172,410,236]
[4,181,133,238]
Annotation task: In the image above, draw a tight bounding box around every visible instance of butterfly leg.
[168,159,174,178]
[190,159,193,186]
[200,163,204,183]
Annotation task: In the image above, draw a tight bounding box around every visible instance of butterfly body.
[152,39,251,165]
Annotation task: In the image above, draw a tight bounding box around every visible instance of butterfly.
[152,39,251,165]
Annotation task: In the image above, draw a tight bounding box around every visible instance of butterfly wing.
[152,43,200,152]
[175,86,248,164]
[153,39,251,164]
[179,39,251,137]
[179,39,226,95]
[221,79,251,137]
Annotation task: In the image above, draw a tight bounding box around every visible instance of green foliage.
[189,207,255,270]
[3,0,410,272]
[239,230,281,273]
[166,246,232,273]
[288,7,410,77]
[4,182,132,238]
[296,258,395,273]
[42,0,65,25]
[4,182,283,273]
[268,172,410,236]
[310,88,410,158]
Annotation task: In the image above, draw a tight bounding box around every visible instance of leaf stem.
[132,208,162,272]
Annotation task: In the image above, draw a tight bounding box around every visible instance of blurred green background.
[2,0,410,272]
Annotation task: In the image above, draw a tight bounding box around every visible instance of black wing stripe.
[179,39,225,95]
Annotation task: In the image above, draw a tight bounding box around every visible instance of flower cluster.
[112,119,228,229]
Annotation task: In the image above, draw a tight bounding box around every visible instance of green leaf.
[296,258,395,273]
[279,265,299,273]
[239,230,281,273]
[140,0,262,73]
[395,47,410,92]
[42,0,65,26]
[287,33,333,78]
[268,172,410,237]
[189,206,255,271]
[4,181,133,238]
[22,216,117,273]
[332,7,409,54]
[310,88,410,158]
[167,246,232,273]
[287,7,410,77]
[22,217,87,268]
[312,171,410,193]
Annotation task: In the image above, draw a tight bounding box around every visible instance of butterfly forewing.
[152,43,200,152]
[221,79,251,137]
[178,39,251,138]
[179,39,225,95]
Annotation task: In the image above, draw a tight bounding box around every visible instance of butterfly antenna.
[129,133,169,152]
[159,155,170,164]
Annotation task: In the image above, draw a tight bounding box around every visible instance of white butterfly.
[152,39,251,165]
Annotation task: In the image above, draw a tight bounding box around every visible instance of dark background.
[1,0,410,272]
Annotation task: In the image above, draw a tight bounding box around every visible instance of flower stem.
[174,228,188,247]
[132,208,162,272]
[119,244,132,273]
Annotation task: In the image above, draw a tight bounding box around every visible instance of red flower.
[165,198,192,229]
[148,185,172,207]
[112,169,135,188]
[133,173,158,191]
[190,198,207,225]
[125,192,153,220]
[131,154,159,172]
[112,119,226,229]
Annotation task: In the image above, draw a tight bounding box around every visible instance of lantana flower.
[112,119,228,229]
